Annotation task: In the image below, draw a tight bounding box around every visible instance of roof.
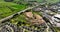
[54,14,60,18]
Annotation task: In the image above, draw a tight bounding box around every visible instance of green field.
[0,1,26,19]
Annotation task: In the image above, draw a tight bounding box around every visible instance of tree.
[4,0,14,2]
[46,0,60,4]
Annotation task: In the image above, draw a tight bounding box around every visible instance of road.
[0,4,40,23]
[41,11,56,32]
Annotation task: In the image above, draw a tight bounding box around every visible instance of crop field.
[0,2,26,19]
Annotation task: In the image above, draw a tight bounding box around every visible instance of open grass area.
[54,27,60,32]
[0,2,26,19]
[46,0,60,4]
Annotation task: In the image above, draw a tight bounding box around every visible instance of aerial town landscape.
[0,0,60,32]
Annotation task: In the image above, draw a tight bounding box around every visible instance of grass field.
[0,2,26,19]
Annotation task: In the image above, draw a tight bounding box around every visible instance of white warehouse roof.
[54,14,60,18]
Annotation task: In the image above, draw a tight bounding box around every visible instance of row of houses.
[50,2,60,12]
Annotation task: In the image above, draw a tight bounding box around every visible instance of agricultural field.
[0,1,26,19]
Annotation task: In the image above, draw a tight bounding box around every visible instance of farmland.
[0,1,26,19]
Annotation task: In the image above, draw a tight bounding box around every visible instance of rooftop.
[54,14,60,18]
